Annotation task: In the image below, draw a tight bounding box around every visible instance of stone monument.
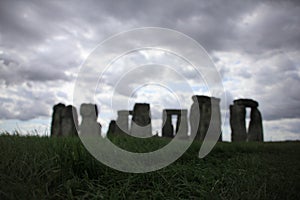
[107,120,117,135]
[79,103,101,136]
[230,99,263,142]
[162,109,188,138]
[115,110,131,134]
[190,95,222,141]
[131,103,152,137]
[61,105,78,136]
[51,103,65,136]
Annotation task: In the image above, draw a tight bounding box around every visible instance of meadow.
[0,133,299,199]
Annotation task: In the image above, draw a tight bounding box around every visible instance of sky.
[0,0,299,141]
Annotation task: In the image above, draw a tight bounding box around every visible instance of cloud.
[0,0,299,140]
[215,49,300,121]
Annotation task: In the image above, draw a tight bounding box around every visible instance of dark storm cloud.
[1,0,299,58]
[0,0,66,46]
[249,51,300,121]
[1,0,298,53]
[0,56,71,85]
[87,0,299,53]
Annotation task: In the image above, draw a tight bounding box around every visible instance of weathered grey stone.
[175,110,188,139]
[79,103,101,136]
[162,109,188,138]
[198,96,211,140]
[61,105,78,136]
[189,99,200,139]
[234,99,259,108]
[230,104,247,141]
[192,95,211,104]
[190,95,222,141]
[210,98,222,142]
[248,107,264,141]
[116,110,130,134]
[51,103,65,137]
[131,103,152,137]
[230,98,264,142]
[107,120,116,135]
[162,110,174,138]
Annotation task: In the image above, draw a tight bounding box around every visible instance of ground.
[0,134,299,199]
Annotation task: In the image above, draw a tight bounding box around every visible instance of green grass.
[0,134,299,199]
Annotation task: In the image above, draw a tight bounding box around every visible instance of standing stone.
[131,103,152,137]
[175,110,188,139]
[51,103,65,137]
[162,110,174,138]
[190,96,222,141]
[79,103,101,136]
[230,104,247,141]
[234,99,259,108]
[190,98,200,139]
[230,98,264,142]
[248,107,263,141]
[198,96,211,140]
[107,120,117,135]
[61,105,78,136]
[116,110,130,134]
[211,98,222,142]
[175,114,181,134]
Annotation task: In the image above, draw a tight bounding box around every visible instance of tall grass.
[0,134,299,199]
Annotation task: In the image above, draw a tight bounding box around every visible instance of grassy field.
[0,134,299,199]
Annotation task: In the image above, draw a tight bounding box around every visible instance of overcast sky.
[0,0,299,141]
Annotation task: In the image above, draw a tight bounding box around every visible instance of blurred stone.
[211,97,222,142]
[230,104,247,141]
[79,103,101,136]
[50,103,65,137]
[116,110,131,134]
[162,110,174,138]
[190,95,222,141]
[131,103,152,137]
[61,105,79,136]
[230,99,264,142]
[248,107,264,141]
[176,110,188,139]
[107,120,117,135]
[234,99,259,108]
[162,109,188,138]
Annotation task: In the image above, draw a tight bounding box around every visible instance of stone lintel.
[163,109,188,115]
[234,98,259,108]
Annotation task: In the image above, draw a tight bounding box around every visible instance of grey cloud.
[1,0,299,54]
[0,0,299,140]
[0,84,57,120]
[220,50,300,121]
[0,58,71,85]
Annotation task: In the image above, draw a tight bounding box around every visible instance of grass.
[0,133,299,199]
